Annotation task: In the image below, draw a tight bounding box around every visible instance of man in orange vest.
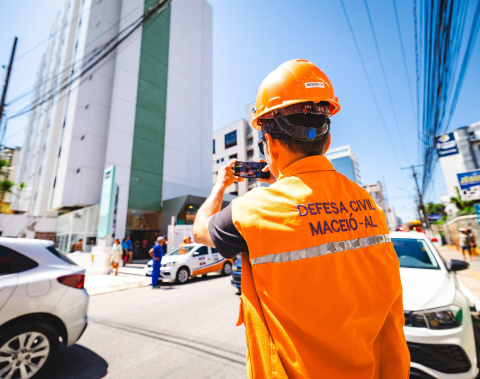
[193,59,410,378]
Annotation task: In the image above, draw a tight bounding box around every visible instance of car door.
[0,245,19,311]
[0,244,39,312]
[192,246,211,275]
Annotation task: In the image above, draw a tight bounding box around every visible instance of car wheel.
[0,322,59,379]
[176,267,190,284]
[222,262,232,276]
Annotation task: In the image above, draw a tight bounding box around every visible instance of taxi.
[145,243,233,284]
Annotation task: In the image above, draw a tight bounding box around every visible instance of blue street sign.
[435,132,458,157]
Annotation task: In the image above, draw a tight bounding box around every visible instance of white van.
[145,243,233,283]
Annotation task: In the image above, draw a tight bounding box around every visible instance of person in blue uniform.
[149,237,164,288]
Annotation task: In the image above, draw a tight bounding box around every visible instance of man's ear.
[265,133,277,157]
[324,133,331,154]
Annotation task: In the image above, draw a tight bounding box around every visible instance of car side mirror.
[448,259,469,272]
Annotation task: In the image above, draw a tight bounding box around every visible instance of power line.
[339,0,403,168]
[8,0,171,120]
[363,0,409,165]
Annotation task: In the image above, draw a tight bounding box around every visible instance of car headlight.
[163,262,175,267]
[233,266,237,271]
[406,305,463,329]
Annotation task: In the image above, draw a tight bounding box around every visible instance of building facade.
[436,121,480,199]
[212,101,264,197]
[325,145,361,185]
[14,0,213,250]
[363,181,398,230]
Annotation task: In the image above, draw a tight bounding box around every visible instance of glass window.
[213,140,215,154]
[229,154,237,160]
[194,246,209,256]
[247,149,254,159]
[0,246,38,276]
[391,238,440,270]
[169,246,195,256]
[225,130,237,149]
[247,137,253,146]
[46,245,77,266]
[211,247,218,254]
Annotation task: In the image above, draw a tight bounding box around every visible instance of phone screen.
[233,162,269,179]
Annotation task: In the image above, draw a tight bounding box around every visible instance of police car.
[145,243,233,284]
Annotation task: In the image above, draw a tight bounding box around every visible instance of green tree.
[450,186,476,216]
[0,179,14,212]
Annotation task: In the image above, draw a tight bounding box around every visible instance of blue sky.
[1,0,479,223]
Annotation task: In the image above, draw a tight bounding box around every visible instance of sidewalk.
[436,244,480,309]
[69,252,151,296]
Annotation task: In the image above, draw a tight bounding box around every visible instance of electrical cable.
[7,0,171,120]
[339,0,402,168]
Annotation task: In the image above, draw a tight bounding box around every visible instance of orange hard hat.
[252,59,341,130]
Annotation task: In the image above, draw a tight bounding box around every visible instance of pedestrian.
[458,228,471,261]
[110,238,123,276]
[193,59,410,378]
[124,235,133,264]
[162,236,169,256]
[133,239,141,259]
[178,237,190,255]
[149,237,164,288]
[142,237,149,254]
[73,239,83,252]
[468,229,476,260]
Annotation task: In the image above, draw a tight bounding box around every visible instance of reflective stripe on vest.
[251,234,391,265]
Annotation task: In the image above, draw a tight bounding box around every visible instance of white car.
[391,231,479,378]
[145,243,233,284]
[0,238,89,378]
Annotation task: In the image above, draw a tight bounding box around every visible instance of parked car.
[231,256,241,293]
[0,238,89,379]
[230,233,479,378]
[145,243,233,284]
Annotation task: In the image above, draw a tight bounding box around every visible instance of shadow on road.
[48,344,108,379]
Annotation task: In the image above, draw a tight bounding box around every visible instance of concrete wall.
[443,215,480,247]
[0,214,56,239]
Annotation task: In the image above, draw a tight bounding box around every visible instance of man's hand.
[154,257,160,261]
[258,158,277,185]
[215,159,243,189]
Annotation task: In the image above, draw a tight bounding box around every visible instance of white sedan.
[0,238,89,379]
[145,243,233,283]
[391,231,479,378]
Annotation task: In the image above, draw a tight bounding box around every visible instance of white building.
[436,121,480,198]
[212,101,264,196]
[13,0,213,252]
[325,145,361,185]
[363,181,398,230]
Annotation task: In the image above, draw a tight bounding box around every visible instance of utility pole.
[401,164,430,232]
[0,37,18,128]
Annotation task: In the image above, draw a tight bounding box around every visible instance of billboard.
[457,170,480,201]
[435,132,458,157]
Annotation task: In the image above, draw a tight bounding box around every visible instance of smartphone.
[233,161,270,180]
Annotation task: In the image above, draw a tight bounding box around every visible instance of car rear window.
[46,245,78,266]
[391,238,440,270]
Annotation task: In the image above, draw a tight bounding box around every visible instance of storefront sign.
[457,170,480,201]
[435,132,458,157]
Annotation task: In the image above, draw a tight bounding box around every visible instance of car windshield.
[391,238,440,270]
[168,246,195,256]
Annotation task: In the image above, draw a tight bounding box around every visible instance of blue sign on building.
[475,204,480,228]
[457,170,480,190]
[435,132,458,157]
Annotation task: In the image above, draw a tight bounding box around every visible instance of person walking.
[124,235,133,264]
[110,238,123,276]
[149,237,164,288]
[458,228,471,261]
[468,229,476,260]
[193,59,410,378]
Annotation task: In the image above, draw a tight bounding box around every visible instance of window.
[46,245,77,266]
[229,153,237,160]
[0,245,38,276]
[225,130,237,149]
[213,139,216,154]
[221,158,224,162]
[247,149,254,159]
[76,168,81,174]
[247,137,253,146]
[211,247,218,254]
[194,246,209,256]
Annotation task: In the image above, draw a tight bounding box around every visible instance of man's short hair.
[261,113,330,157]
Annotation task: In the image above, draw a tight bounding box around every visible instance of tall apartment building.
[436,121,480,198]
[325,145,361,185]
[212,102,264,196]
[363,181,398,230]
[14,0,213,248]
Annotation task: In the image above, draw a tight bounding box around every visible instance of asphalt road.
[49,274,247,379]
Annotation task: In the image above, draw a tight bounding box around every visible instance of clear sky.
[1,0,479,223]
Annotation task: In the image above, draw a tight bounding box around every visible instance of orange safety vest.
[231,156,410,378]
